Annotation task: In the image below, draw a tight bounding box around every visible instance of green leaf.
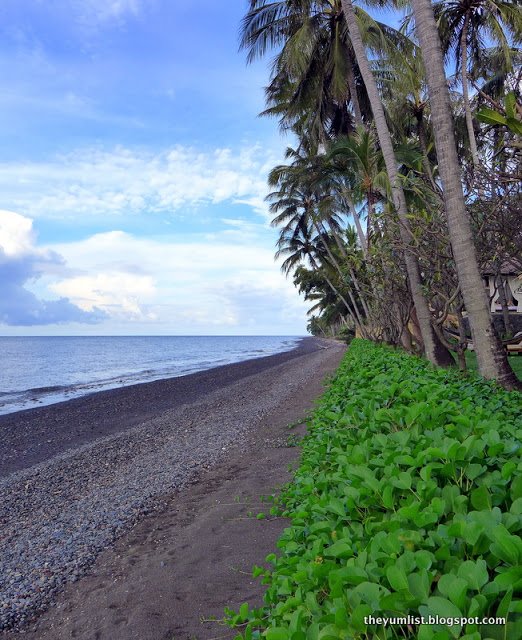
[465,464,485,481]
[496,587,513,619]
[512,476,522,501]
[416,550,435,570]
[510,498,522,515]
[408,571,430,602]
[394,471,412,490]
[457,560,489,591]
[490,525,520,565]
[387,565,409,591]
[420,597,462,638]
[382,484,394,509]
[350,604,371,632]
[353,581,382,607]
[318,625,341,640]
[330,566,367,586]
[476,107,507,126]
[326,498,346,518]
[324,540,353,559]
[505,92,516,119]
[506,117,522,135]
[265,628,290,640]
[438,574,468,610]
[494,567,522,591]
[471,486,491,510]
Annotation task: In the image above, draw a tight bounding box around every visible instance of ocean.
[0,335,302,416]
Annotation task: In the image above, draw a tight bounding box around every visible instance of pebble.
[0,341,342,632]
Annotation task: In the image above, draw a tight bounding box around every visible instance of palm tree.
[270,145,376,323]
[409,0,520,389]
[329,126,389,251]
[241,0,361,144]
[340,0,455,367]
[241,0,405,143]
[375,45,440,193]
[275,216,362,327]
[433,0,521,169]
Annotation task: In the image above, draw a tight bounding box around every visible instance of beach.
[0,337,346,638]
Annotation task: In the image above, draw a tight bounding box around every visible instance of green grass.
[464,351,522,381]
[225,340,522,640]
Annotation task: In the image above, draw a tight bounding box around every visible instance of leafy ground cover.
[226,340,522,640]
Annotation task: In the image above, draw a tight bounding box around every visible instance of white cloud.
[0,210,105,326]
[46,228,308,332]
[0,209,36,256]
[0,144,280,221]
[50,272,156,318]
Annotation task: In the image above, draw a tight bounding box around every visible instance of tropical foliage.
[241,0,522,389]
[225,340,522,639]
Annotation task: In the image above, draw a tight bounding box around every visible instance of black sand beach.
[0,337,346,638]
[0,337,321,477]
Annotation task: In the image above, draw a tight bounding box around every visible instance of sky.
[0,0,311,336]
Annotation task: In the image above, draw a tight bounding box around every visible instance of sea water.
[0,335,302,415]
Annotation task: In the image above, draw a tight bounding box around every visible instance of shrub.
[226,340,522,640]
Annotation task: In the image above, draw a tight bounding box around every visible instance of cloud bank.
[0,210,105,326]
[0,210,308,333]
[0,144,278,221]
[48,229,308,333]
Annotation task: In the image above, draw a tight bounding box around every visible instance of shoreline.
[0,336,303,419]
[0,336,319,477]
[0,337,346,634]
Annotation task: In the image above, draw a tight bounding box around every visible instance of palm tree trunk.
[366,191,374,251]
[313,220,367,330]
[327,222,372,319]
[345,191,368,256]
[340,0,449,367]
[346,50,363,126]
[309,253,360,328]
[460,14,480,169]
[410,0,520,389]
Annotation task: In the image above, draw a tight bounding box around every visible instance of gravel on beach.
[0,338,345,632]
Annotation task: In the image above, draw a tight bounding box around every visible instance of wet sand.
[1,337,346,639]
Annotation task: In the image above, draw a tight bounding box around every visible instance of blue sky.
[0,0,314,335]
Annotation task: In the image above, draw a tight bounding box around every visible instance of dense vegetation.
[241,0,522,389]
[226,340,522,639]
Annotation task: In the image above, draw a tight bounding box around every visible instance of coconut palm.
[275,215,363,327]
[340,0,455,367]
[240,0,408,143]
[433,0,522,169]
[409,0,520,389]
[269,154,369,330]
[328,126,389,250]
[375,45,441,193]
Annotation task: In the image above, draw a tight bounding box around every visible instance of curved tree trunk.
[460,14,480,169]
[308,253,360,329]
[340,0,452,367]
[345,191,368,256]
[346,50,363,126]
[410,0,520,389]
[313,220,367,329]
